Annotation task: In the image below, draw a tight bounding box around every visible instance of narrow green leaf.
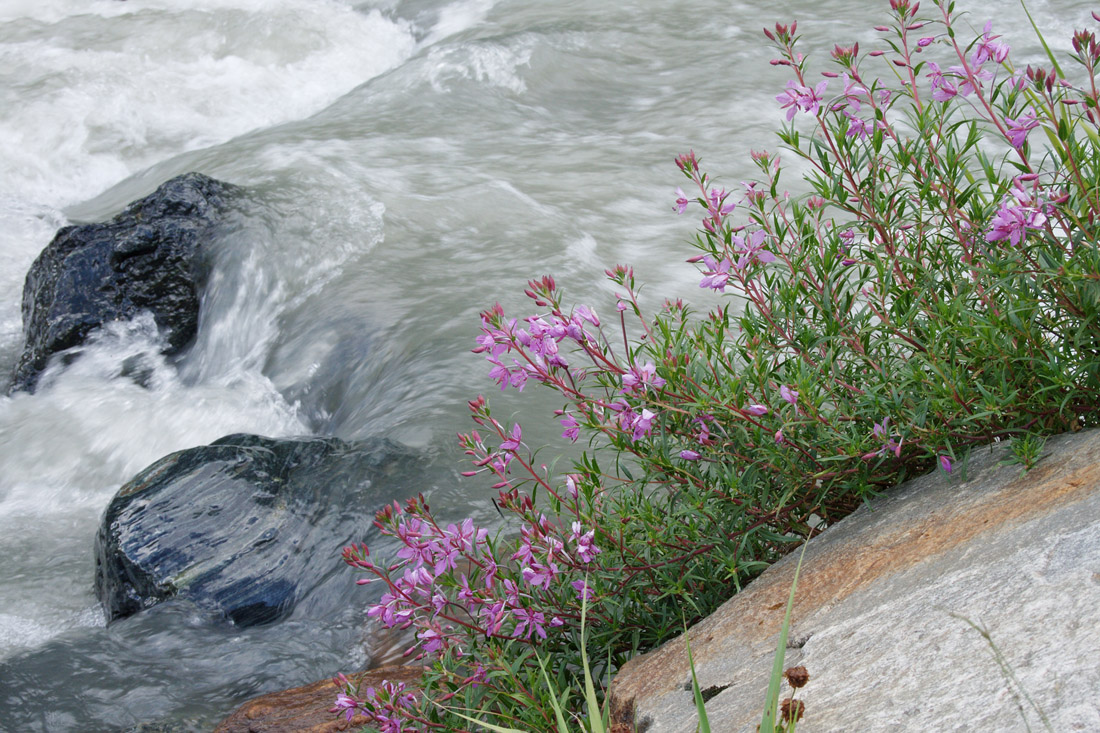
[1018,0,1064,77]
[536,654,572,733]
[760,542,809,733]
[684,622,712,733]
[580,587,605,733]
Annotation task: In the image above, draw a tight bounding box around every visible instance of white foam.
[0,312,307,656]
[0,1,418,209]
[0,315,307,499]
[424,0,499,45]
[425,33,534,94]
[0,199,68,373]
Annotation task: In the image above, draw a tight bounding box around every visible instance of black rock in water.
[10,172,238,393]
[94,433,413,627]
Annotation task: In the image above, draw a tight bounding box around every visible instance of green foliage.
[341,3,1100,730]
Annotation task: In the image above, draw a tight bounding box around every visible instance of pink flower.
[680,449,701,460]
[974,21,1010,64]
[570,522,602,563]
[500,423,523,453]
[699,255,733,291]
[560,413,580,442]
[565,474,581,499]
[694,415,714,445]
[622,361,666,393]
[572,304,600,327]
[927,62,958,101]
[630,408,657,442]
[331,693,360,722]
[868,418,902,458]
[987,183,1047,246]
[780,385,799,405]
[417,625,447,653]
[572,578,594,601]
[777,79,829,120]
[844,108,876,140]
[1004,110,1039,149]
[707,187,737,219]
[513,608,550,640]
[732,229,776,266]
[940,455,953,473]
[521,561,559,589]
[675,187,690,214]
[745,404,769,416]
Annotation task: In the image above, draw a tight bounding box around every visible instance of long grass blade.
[1018,0,1064,77]
[759,542,809,733]
[580,586,605,733]
[537,653,573,733]
[684,623,711,733]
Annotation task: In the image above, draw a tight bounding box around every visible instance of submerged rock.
[10,172,238,393]
[609,429,1100,732]
[94,433,415,627]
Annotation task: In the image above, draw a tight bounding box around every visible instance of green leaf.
[580,582,606,733]
[537,654,572,733]
[760,542,809,733]
[684,621,712,733]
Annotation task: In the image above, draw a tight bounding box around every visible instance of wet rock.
[10,172,238,393]
[609,429,1100,732]
[213,665,423,733]
[95,433,415,627]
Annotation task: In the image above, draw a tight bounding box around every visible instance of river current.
[0,0,1086,729]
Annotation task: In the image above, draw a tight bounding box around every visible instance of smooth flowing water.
[0,0,1086,729]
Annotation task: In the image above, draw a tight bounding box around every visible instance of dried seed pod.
[780,697,806,723]
[784,665,810,689]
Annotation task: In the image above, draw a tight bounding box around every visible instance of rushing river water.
[0,0,1088,729]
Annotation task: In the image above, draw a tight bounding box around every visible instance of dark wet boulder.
[10,172,238,393]
[94,433,414,627]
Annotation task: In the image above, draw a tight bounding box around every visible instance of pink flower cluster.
[987,175,1049,246]
[474,299,600,393]
[776,79,829,120]
[345,497,602,659]
[925,22,1010,103]
[330,676,418,733]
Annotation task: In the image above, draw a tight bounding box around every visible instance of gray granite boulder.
[94,433,417,627]
[609,429,1100,732]
[10,173,237,393]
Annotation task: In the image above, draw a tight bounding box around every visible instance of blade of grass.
[683,621,711,733]
[949,613,1055,733]
[439,707,531,733]
[579,581,605,733]
[759,542,809,733]
[1018,0,1064,77]
[537,653,573,733]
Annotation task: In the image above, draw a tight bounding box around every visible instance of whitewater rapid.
[0,0,1088,729]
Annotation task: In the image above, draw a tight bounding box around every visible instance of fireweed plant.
[337,2,1100,730]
